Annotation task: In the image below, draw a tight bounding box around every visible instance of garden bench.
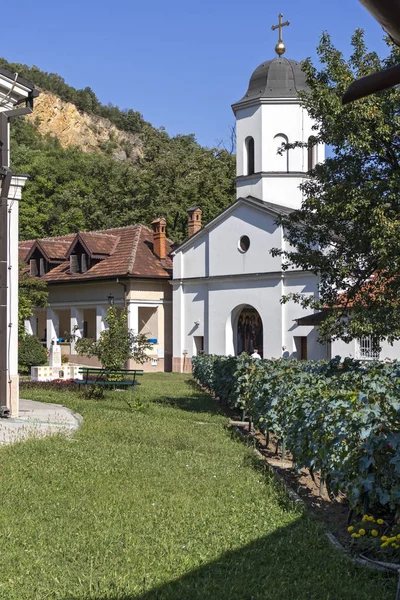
[74,367,144,391]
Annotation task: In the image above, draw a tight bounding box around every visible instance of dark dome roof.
[232,57,308,111]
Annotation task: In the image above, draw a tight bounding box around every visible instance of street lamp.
[108,293,115,306]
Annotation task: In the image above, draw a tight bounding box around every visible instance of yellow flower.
[396,545,400,549]
[351,533,358,538]
[392,543,397,548]
[369,516,375,522]
[381,536,388,541]
[397,534,400,540]
[377,519,384,525]
[371,530,379,537]
[359,529,366,536]
[382,542,389,548]
[348,526,354,532]
[362,515,369,522]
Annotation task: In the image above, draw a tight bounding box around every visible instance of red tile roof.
[19,243,32,262]
[19,225,172,283]
[67,232,120,258]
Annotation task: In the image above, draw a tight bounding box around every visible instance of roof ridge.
[127,225,142,274]
[20,235,75,244]
[84,224,141,235]
[19,225,141,245]
[80,231,120,239]
[39,238,70,244]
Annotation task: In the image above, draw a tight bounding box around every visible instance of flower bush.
[192,354,400,513]
[347,514,400,562]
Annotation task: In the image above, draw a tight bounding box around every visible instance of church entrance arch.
[226,304,263,357]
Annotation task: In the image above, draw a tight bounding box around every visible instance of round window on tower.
[238,235,250,253]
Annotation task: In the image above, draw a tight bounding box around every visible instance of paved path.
[0,399,82,445]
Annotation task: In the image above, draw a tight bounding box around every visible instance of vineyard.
[192,354,400,515]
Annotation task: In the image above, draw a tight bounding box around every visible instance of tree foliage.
[274,30,400,344]
[75,307,153,370]
[19,260,48,338]
[11,111,235,243]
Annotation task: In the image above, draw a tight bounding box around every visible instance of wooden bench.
[74,368,144,392]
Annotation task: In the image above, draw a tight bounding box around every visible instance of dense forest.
[1,58,236,242]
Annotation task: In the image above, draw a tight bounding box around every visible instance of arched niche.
[272,133,289,172]
[226,304,263,357]
[243,136,255,176]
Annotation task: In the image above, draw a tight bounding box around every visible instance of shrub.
[18,335,48,374]
[20,379,80,392]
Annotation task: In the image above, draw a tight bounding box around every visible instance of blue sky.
[3,0,389,148]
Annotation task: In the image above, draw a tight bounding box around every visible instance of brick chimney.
[151,218,167,259]
[187,206,202,238]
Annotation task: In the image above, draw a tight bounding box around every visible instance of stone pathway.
[0,399,82,445]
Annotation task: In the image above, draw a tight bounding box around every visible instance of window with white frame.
[357,337,380,360]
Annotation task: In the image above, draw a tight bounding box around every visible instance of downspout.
[116,278,127,308]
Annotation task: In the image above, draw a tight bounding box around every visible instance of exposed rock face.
[26,90,142,162]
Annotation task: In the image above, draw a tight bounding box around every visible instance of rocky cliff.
[26,90,143,162]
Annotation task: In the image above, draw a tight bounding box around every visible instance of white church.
[171,23,400,372]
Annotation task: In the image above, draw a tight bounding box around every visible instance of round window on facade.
[238,235,250,253]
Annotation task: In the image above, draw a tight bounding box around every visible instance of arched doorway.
[236,306,263,357]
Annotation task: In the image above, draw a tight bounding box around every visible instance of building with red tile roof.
[20,223,173,371]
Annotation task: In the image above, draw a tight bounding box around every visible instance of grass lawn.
[0,373,397,600]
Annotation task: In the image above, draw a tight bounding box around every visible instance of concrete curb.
[0,399,83,446]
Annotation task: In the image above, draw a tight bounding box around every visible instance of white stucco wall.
[178,202,283,281]
[172,201,327,364]
[283,272,327,361]
[331,338,400,361]
[235,100,325,210]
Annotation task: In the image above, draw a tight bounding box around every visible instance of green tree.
[274,30,400,345]
[19,261,48,338]
[75,307,153,369]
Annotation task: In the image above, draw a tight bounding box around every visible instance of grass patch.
[0,373,396,599]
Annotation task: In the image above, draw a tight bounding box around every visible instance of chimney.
[187,206,202,238]
[152,218,167,259]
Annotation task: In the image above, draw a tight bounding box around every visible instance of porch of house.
[25,301,172,372]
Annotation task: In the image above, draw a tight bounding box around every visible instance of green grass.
[0,373,396,599]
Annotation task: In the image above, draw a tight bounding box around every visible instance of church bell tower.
[231,14,324,210]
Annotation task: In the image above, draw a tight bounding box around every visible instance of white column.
[0,176,27,416]
[46,308,59,349]
[24,315,37,336]
[70,307,84,353]
[157,304,164,358]
[96,305,108,340]
[127,302,139,334]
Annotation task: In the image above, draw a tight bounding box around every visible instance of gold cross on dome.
[271,13,290,56]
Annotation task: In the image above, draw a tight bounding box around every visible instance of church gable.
[175,197,285,279]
